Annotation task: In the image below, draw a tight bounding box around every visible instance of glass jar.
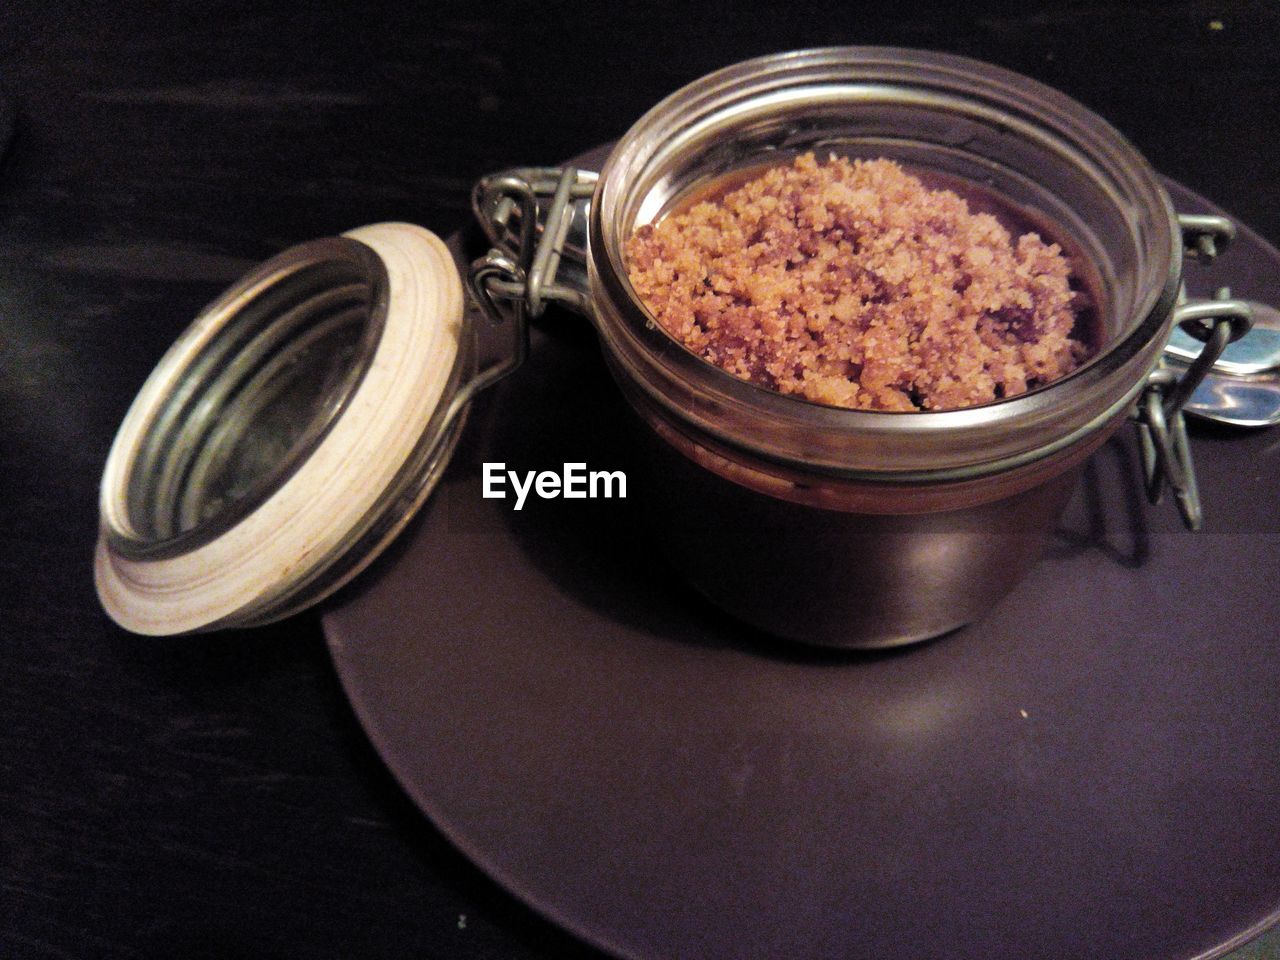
[474,47,1252,647]
[96,48,1257,643]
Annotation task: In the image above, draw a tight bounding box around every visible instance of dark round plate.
[323,164,1280,960]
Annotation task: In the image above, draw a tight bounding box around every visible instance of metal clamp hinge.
[445,167,596,422]
[1135,277,1253,530]
[469,166,597,322]
[1178,213,1236,263]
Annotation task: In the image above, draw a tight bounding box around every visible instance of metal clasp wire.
[470,166,596,319]
[1134,214,1252,530]
[439,168,597,429]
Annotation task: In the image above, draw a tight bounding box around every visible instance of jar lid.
[94,223,469,635]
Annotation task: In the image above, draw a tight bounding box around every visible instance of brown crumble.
[625,153,1090,412]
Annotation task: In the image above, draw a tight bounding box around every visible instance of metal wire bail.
[469,166,597,320]
[1135,215,1254,529]
[433,167,598,435]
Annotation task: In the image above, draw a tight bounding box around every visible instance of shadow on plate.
[1050,431,1151,569]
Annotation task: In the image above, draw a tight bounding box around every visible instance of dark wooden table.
[3,2,1279,957]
